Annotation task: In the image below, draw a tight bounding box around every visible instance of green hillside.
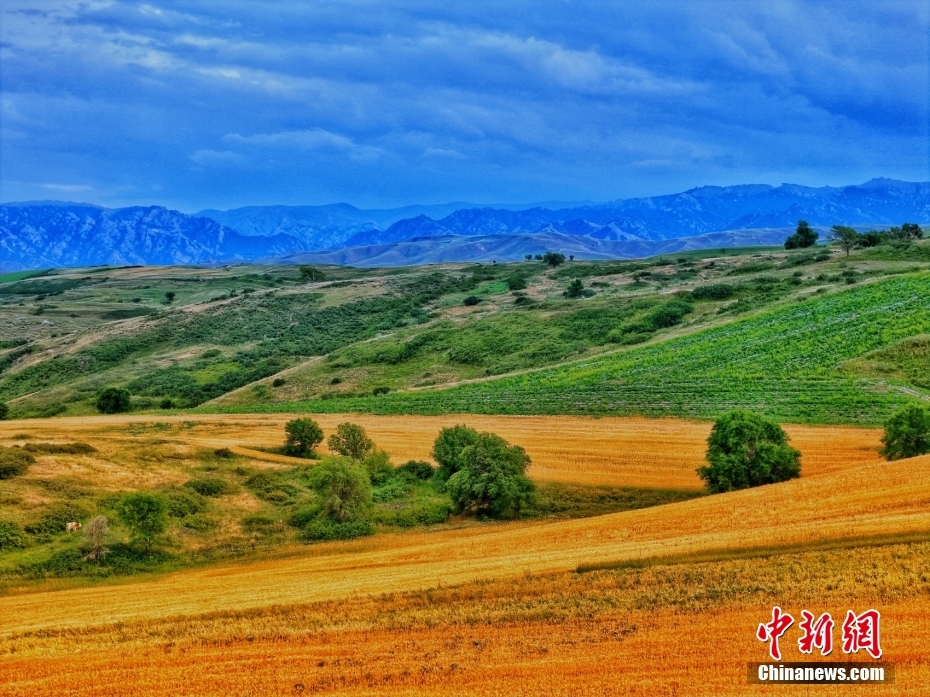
[227,274,930,424]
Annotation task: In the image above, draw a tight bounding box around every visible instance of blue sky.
[1,0,927,212]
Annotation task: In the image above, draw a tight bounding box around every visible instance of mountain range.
[1,178,927,270]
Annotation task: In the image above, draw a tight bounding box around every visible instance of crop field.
[0,413,884,490]
[257,273,930,424]
[1,453,928,695]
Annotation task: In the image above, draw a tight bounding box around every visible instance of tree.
[784,220,819,249]
[524,254,532,261]
[116,493,166,552]
[82,515,110,563]
[697,410,801,493]
[299,265,326,282]
[328,422,374,460]
[542,251,566,267]
[432,425,481,482]
[880,404,930,461]
[0,402,8,420]
[564,279,585,298]
[96,387,131,414]
[284,417,324,456]
[829,225,860,257]
[305,457,372,522]
[569,255,575,261]
[901,222,923,239]
[165,291,176,303]
[446,432,535,518]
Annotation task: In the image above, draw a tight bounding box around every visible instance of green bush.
[0,447,34,479]
[304,457,372,522]
[184,478,228,497]
[0,402,8,420]
[506,276,527,291]
[24,503,91,535]
[697,410,801,493]
[362,448,394,486]
[18,543,171,579]
[397,460,436,481]
[647,300,693,328]
[284,417,324,456]
[300,518,374,542]
[372,499,452,527]
[372,479,408,503]
[432,425,481,483]
[24,442,96,454]
[880,404,930,460]
[164,489,206,518]
[463,296,481,306]
[116,493,167,551]
[0,520,28,551]
[180,514,216,531]
[446,431,535,518]
[691,284,735,300]
[327,422,374,460]
[288,503,323,529]
[242,514,282,535]
[96,387,131,414]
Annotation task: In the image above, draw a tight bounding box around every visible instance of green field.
[221,273,930,424]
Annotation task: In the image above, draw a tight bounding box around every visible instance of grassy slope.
[222,273,930,424]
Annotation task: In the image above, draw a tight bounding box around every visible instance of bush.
[0,520,28,551]
[24,503,91,535]
[784,220,819,249]
[463,295,481,306]
[648,300,693,328]
[24,442,96,454]
[0,402,8,420]
[116,493,167,551]
[96,387,131,414]
[372,478,408,502]
[272,377,286,387]
[543,252,566,267]
[697,410,801,493]
[372,386,390,396]
[304,457,372,522]
[446,431,535,518]
[327,422,374,460]
[0,447,34,479]
[880,404,930,461]
[362,448,394,485]
[397,460,436,481]
[506,276,527,291]
[164,489,206,517]
[691,284,735,300]
[284,417,323,456]
[300,518,374,542]
[184,477,228,497]
[372,500,452,527]
[214,447,234,458]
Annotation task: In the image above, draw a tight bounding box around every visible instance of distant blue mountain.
[0,204,303,271]
[2,179,927,270]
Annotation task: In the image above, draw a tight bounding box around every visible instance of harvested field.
[1,456,929,695]
[0,413,885,489]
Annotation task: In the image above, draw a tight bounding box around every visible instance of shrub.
[116,493,167,551]
[214,447,234,458]
[164,489,206,518]
[372,500,452,527]
[24,503,91,535]
[362,448,394,486]
[24,442,96,454]
[304,457,372,522]
[372,478,408,502]
[0,402,8,420]
[272,377,286,387]
[0,447,34,479]
[691,284,735,300]
[542,252,566,267]
[648,299,693,328]
[96,387,131,414]
[446,431,535,518]
[242,514,281,535]
[327,422,374,460]
[372,386,390,396]
[159,398,174,409]
[284,417,323,456]
[506,276,527,291]
[397,460,436,481]
[300,518,374,542]
[880,404,930,461]
[463,295,481,306]
[184,477,228,497]
[432,425,481,483]
[0,520,28,551]
[697,410,801,493]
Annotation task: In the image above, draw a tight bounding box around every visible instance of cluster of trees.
[523,252,573,266]
[830,222,924,256]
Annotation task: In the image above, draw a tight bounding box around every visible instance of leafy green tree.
[328,422,374,460]
[116,493,167,552]
[305,457,372,522]
[446,432,534,518]
[0,402,8,420]
[697,410,801,493]
[96,387,131,414]
[432,425,481,482]
[784,220,819,249]
[880,404,930,461]
[829,225,860,256]
[362,448,394,485]
[284,417,324,456]
[299,265,326,282]
[542,251,566,267]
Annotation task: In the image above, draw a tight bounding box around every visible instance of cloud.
[0,0,926,210]
[40,183,92,193]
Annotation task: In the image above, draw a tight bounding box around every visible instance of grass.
[248,273,930,424]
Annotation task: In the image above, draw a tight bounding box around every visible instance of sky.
[1,0,928,212]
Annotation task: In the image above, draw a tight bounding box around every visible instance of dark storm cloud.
[1,0,927,210]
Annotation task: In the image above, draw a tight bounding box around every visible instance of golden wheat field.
[0,414,925,695]
[0,412,885,489]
